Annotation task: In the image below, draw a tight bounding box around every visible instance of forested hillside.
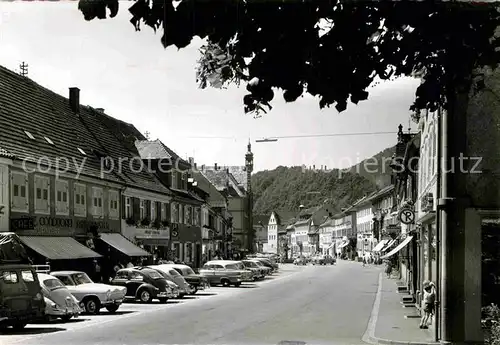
[346,146,396,189]
[251,146,395,214]
[251,166,378,215]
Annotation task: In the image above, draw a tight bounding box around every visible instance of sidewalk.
[364,270,440,345]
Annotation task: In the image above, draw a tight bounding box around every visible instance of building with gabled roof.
[0,64,161,271]
[199,164,251,253]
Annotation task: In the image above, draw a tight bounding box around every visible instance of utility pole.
[19,62,28,77]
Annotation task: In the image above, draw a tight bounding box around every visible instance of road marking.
[361,272,382,344]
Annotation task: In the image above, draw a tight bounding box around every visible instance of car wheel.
[221,279,231,287]
[138,289,153,303]
[106,304,119,313]
[233,282,241,287]
[84,297,101,315]
[190,287,198,295]
[158,298,168,303]
[11,322,27,331]
[60,315,72,322]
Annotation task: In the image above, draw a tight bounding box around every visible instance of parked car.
[199,260,253,287]
[253,257,278,271]
[147,270,181,298]
[37,273,81,322]
[149,264,193,297]
[0,233,45,330]
[249,260,273,275]
[312,254,336,265]
[0,264,46,330]
[293,257,307,265]
[241,260,266,280]
[110,267,172,303]
[165,264,210,294]
[51,271,126,314]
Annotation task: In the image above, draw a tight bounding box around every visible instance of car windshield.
[44,278,65,290]
[168,269,181,277]
[71,273,93,285]
[182,267,195,275]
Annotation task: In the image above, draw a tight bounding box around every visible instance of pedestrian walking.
[385,260,392,278]
[419,281,436,329]
[362,257,366,267]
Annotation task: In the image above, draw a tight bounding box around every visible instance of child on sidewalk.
[419,280,436,329]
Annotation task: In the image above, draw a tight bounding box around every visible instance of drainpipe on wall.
[435,107,442,342]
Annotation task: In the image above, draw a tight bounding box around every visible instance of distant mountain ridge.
[251,146,395,215]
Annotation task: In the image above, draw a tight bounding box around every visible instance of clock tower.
[245,141,254,252]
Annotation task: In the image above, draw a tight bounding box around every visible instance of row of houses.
[0,64,253,271]
[255,122,438,307]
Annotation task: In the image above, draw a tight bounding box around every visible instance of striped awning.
[372,240,388,252]
[381,236,414,259]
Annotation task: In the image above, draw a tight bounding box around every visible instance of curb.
[362,272,440,345]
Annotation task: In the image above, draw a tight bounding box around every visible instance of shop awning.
[99,233,151,257]
[19,236,101,260]
[381,239,396,251]
[380,236,413,259]
[372,240,388,252]
[338,241,349,249]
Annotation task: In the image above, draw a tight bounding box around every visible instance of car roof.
[37,273,57,280]
[51,271,83,275]
[159,264,190,269]
[205,260,241,264]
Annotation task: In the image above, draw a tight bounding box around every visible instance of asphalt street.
[1,261,380,345]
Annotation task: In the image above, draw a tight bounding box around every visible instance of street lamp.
[255,138,278,143]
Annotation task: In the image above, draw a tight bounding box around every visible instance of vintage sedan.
[51,271,126,315]
[149,264,193,297]
[248,259,273,276]
[199,260,253,287]
[312,254,336,265]
[241,260,265,280]
[110,267,172,303]
[165,264,210,294]
[38,273,81,322]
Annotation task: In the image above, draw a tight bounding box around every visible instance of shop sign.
[11,216,111,232]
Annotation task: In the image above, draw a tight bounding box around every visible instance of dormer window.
[77,148,86,155]
[44,137,54,145]
[24,131,35,140]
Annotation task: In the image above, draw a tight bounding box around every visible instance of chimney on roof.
[201,164,205,171]
[214,163,218,170]
[95,108,105,113]
[69,87,80,114]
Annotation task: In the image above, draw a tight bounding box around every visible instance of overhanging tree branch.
[77,0,500,117]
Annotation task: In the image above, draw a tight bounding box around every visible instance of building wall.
[319,225,333,254]
[356,205,373,255]
[0,159,10,231]
[9,165,121,236]
[228,197,248,249]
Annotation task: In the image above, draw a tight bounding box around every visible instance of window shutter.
[156,201,161,220]
[132,197,140,221]
[121,195,126,219]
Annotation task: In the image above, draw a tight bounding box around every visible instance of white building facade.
[356,201,374,257]
[318,219,334,255]
[416,110,438,286]
[266,212,279,254]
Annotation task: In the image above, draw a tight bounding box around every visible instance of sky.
[0,1,419,172]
